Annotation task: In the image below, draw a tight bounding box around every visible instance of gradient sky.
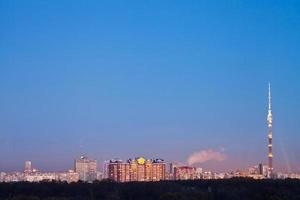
[0,0,300,173]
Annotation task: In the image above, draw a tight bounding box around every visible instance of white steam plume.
[187,149,226,166]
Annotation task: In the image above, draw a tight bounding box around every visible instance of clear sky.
[0,0,300,173]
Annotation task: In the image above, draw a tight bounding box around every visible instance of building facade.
[74,156,97,182]
[24,161,32,173]
[108,157,165,182]
[108,159,130,182]
[174,166,196,180]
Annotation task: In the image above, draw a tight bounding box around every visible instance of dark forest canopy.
[1,178,300,200]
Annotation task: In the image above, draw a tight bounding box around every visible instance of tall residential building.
[24,161,32,173]
[74,156,97,182]
[267,83,273,177]
[108,159,130,182]
[102,160,110,179]
[108,157,166,182]
[152,159,166,181]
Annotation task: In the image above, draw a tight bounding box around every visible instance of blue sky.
[0,0,300,172]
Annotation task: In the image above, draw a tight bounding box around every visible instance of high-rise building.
[258,163,263,175]
[108,157,166,182]
[169,163,176,174]
[108,159,130,182]
[24,161,32,173]
[102,160,110,179]
[167,163,177,180]
[267,83,273,177]
[152,159,166,181]
[74,156,97,182]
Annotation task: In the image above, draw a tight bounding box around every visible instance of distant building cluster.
[1,158,300,183]
[0,157,101,183]
[168,164,300,181]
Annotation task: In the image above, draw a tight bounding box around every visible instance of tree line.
[1,178,300,200]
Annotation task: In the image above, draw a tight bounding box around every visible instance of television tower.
[267,83,273,177]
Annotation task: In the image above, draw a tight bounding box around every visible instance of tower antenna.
[267,83,273,178]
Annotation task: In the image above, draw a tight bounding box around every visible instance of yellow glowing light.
[268,144,272,147]
[268,153,273,157]
[137,157,145,165]
[268,134,272,139]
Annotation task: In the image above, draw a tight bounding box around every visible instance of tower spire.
[269,83,272,111]
[267,82,273,178]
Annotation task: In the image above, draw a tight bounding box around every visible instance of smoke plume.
[187,149,226,166]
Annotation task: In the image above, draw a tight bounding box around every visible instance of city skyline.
[1,150,300,183]
[1,1,300,173]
